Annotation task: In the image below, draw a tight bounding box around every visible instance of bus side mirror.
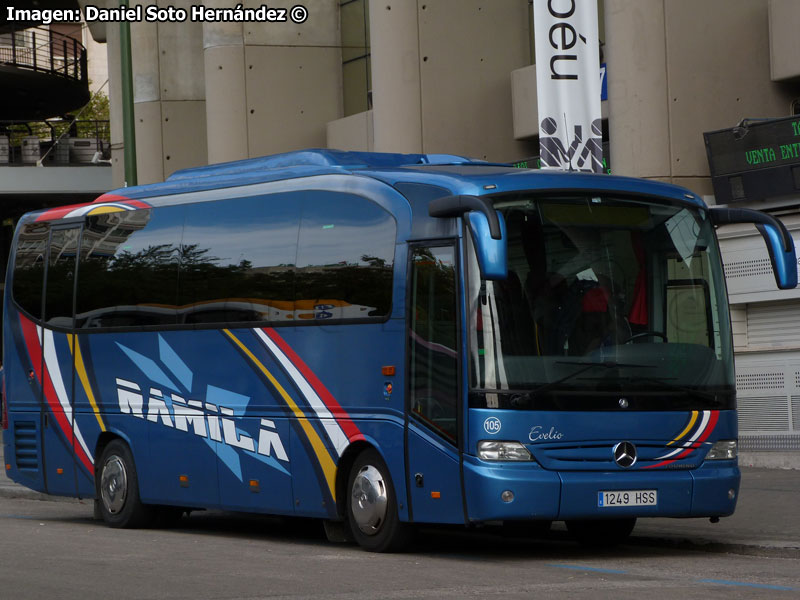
[709,207,798,290]
[428,194,508,280]
[467,211,507,280]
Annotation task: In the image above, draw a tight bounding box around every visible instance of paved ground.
[1,432,799,557]
[2,495,799,599]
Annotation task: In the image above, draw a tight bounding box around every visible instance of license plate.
[598,490,657,507]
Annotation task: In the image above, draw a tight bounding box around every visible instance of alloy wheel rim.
[351,464,388,535]
[100,455,128,514]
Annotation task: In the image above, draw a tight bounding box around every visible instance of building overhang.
[0,165,111,195]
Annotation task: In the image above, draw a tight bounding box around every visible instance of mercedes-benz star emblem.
[613,441,637,468]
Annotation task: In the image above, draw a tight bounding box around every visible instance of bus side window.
[44,227,80,326]
[76,208,183,328]
[177,195,301,325]
[11,222,49,320]
[295,192,396,322]
[409,245,458,443]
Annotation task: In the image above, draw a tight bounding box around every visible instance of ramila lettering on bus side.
[116,378,289,461]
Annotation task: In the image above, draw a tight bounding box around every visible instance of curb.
[628,533,800,559]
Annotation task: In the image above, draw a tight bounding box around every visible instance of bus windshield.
[467,194,735,411]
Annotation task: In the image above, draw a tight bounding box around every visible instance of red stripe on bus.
[92,193,132,204]
[262,327,365,443]
[19,315,43,381]
[696,410,720,444]
[643,411,720,469]
[40,362,95,474]
[19,316,94,474]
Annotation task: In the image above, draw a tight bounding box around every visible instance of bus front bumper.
[463,456,740,522]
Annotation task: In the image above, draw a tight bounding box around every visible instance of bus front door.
[406,244,464,524]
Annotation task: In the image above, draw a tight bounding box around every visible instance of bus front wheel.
[96,440,154,528]
[346,449,410,552]
[566,518,637,546]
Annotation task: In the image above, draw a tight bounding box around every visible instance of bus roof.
[28,149,706,222]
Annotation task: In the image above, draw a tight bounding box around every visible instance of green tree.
[77,86,110,122]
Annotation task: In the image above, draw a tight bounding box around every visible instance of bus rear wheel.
[96,440,154,528]
[566,518,637,546]
[346,449,410,552]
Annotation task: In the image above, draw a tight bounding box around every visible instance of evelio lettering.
[528,425,564,442]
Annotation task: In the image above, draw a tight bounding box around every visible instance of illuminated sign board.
[704,116,800,204]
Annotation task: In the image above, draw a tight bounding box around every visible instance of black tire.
[96,439,154,528]
[566,518,636,547]
[346,449,411,552]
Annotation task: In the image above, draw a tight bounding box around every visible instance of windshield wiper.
[530,360,650,398]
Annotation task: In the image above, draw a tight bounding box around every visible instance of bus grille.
[14,421,39,471]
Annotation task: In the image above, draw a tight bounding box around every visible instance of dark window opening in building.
[341,0,372,116]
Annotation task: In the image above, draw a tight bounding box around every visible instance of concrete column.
[156,6,207,178]
[203,22,248,164]
[105,23,125,189]
[368,0,423,153]
[242,0,342,157]
[605,0,671,179]
[131,20,164,184]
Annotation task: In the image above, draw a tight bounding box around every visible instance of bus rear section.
[1,170,413,552]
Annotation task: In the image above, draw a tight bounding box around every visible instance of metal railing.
[0,27,87,84]
[0,120,110,166]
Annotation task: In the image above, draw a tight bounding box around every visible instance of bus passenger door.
[41,225,82,496]
[406,244,464,524]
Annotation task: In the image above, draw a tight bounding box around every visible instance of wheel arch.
[334,440,375,519]
[95,430,127,465]
[94,429,134,485]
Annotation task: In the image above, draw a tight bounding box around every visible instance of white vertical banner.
[534,0,603,172]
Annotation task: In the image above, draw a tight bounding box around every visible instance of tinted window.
[178,196,301,324]
[12,222,49,319]
[76,208,183,328]
[44,227,80,326]
[70,191,396,329]
[295,192,395,322]
[409,245,458,442]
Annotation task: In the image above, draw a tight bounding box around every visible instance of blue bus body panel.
[463,460,738,522]
[4,317,410,517]
[406,421,464,524]
[4,149,742,528]
[463,408,739,521]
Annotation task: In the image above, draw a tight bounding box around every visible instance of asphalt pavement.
[1,431,798,556]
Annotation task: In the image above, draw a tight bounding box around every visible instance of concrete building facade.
[84,0,800,463]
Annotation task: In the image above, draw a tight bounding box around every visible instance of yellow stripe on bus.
[67,334,107,432]
[666,410,698,447]
[222,329,337,501]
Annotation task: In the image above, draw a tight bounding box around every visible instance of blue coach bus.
[2,149,796,551]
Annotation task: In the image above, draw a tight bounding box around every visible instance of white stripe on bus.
[254,329,349,457]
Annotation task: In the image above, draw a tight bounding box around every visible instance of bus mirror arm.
[709,206,798,290]
[428,195,503,240]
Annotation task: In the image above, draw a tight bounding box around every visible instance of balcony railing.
[0,120,110,166]
[0,27,87,85]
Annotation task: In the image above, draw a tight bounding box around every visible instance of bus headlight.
[477,440,533,462]
[706,440,738,460]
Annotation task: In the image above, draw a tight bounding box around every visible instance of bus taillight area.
[462,453,740,524]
